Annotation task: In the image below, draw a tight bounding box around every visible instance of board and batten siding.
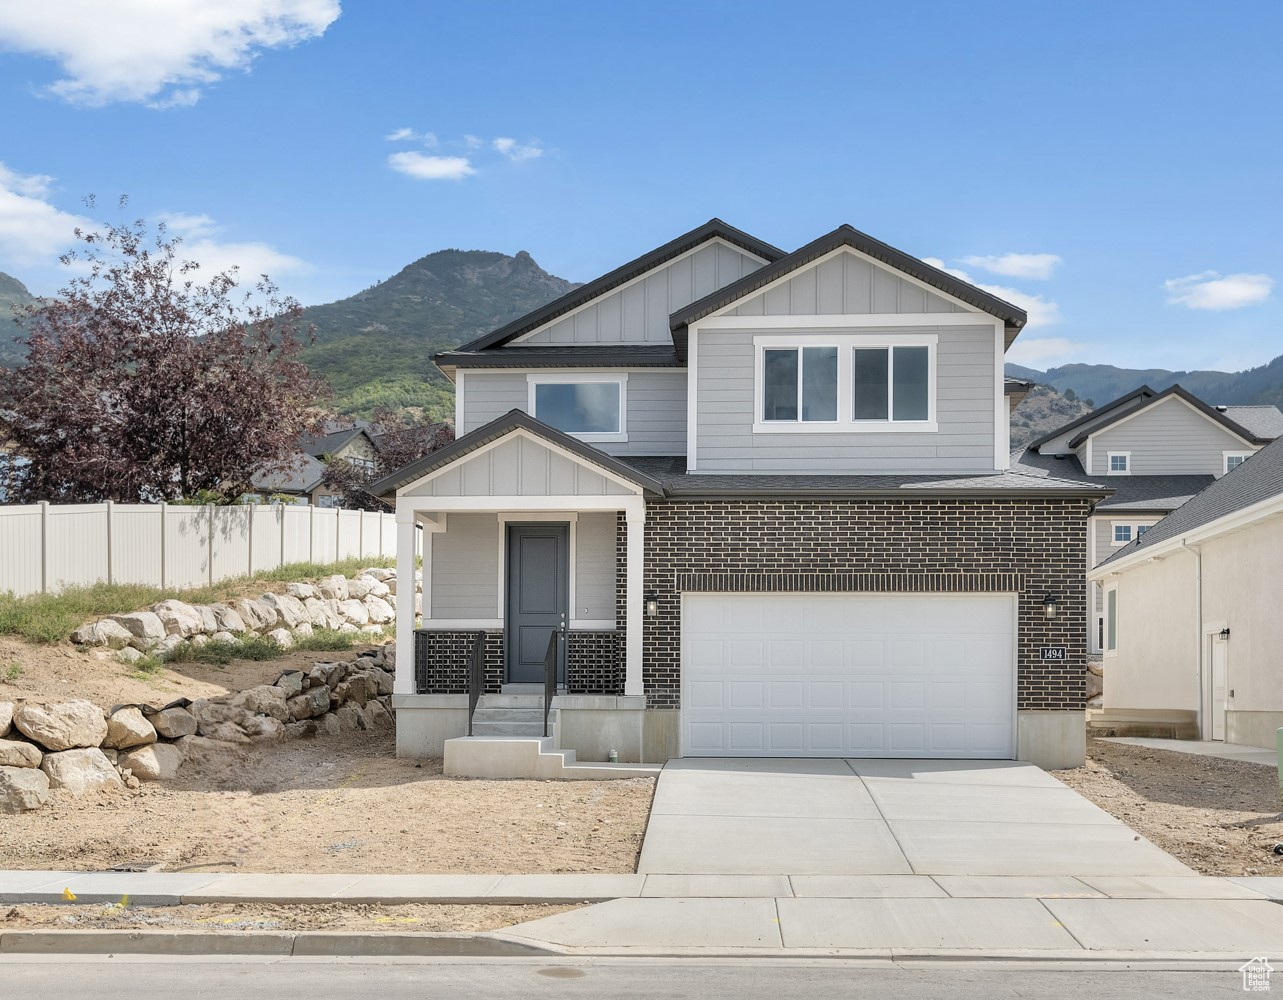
[405,434,636,499]
[426,511,617,624]
[695,324,997,473]
[460,370,687,457]
[1088,398,1256,476]
[516,241,764,345]
[729,251,967,318]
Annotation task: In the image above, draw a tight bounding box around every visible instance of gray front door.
[505,523,569,684]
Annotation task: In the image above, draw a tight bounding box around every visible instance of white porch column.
[393,505,418,696]
[624,500,645,698]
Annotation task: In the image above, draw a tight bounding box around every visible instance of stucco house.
[372,220,1111,772]
[1013,386,1282,654]
[1087,434,1283,747]
[250,420,380,507]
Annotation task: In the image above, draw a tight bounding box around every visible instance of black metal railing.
[543,628,559,737]
[466,630,485,737]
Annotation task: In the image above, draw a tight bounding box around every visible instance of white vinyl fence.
[0,502,398,597]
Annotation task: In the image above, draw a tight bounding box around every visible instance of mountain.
[1006,356,1283,411]
[0,272,38,368]
[1009,384,1094,449]
[298,249,579,419]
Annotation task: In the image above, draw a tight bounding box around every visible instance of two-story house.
[373,220,1110,772]
[250,420,381,507]
[1011,386,1283,655]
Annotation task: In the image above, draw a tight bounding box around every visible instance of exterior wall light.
[1042,594,1058,620]
[645,591,658,617]
[1219,627,1231,638]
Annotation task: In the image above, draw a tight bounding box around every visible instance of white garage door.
[682,593,1015,758]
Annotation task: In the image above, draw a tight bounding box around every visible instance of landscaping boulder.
[1086,670,1104,700]
[71,619,134,647]
[156,634,184,660]
[0,739,42,768]
[234,598,275,631]
[364,699,392,729]
[266,627,295,649]
[116,647,144,664]
[385,577,398,596]
[13,700,107,751]
[106,611,165,642]
[210,631,238,645]
[372,669,394,697]
[339,600,369,625]
[242,716,286,741]
[41,748,122,795]
[287,686,330,721]
[229,685,290,722]
[174,734,233,759]
[274,671,305,699]
[103,707,157,750]
[335,673,376,707]
[309,663,343,688]
[0,701,12,738]
[120,743,183,782]
[188,699,254,735]
[318,713,341,737]
[345,577,373,600]
[363,578,391,599]
[151,599,204,638]
[365,596,394,624]
[361,567,394,582]
[188,634,210,648]
[317,575,348,601]
[285,582,317,600]
[334,703,369,732]
[0,765,49,813]
[338,622,359,634]
[294,621,314,638]
[151,707,198,739]
[261,592,307,629]
[210,604,247,634]
[202,722,251,744]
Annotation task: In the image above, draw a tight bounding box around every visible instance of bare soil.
[1,729,655,875]
[1055,738,1283,876]
[0,901,575,933]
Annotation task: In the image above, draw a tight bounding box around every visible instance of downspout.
[1180,539,1204,740]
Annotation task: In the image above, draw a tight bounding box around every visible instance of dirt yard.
[0,729,654,875]
[0,901,575,933]
[1055,738,1283,876]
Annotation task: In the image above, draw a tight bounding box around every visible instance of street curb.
[0,930,557,957]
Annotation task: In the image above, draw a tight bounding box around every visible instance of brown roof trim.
[445,219,784,355]
[1065,384,1272,448]
[1026,386,1158,450]
[368,409,666,498]
[668,225,1028,361]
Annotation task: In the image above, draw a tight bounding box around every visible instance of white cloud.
[923,257,1061,329]
[1163,270,1274,311]
[1005,336,1086,368]
[0,162,92,267]
[158,212,307,278]
[387,151,476,181]
[960,252,1062,280]
[0,0,340,107]
[493,137,543,162]
[385,127,437,145]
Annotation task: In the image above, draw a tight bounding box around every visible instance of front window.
[528,375,626,440]
[763,346,837,422]
[854,346,929,422]
[1113,524,1133,544]
[1105,588,1118,653]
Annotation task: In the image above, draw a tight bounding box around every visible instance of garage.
[681,592,1016,758]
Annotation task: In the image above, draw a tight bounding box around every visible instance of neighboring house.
[1012,385,1283,654]
[250,420,380,506]
[372,219,1112,771]
[1087,435,1283,747]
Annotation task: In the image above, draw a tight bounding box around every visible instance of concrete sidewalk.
[1100,737,1279,767]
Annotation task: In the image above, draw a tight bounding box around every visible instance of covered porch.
[379,412,666,764]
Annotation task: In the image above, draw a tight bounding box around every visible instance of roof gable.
[446,219,784,355]
[1028,386,1158,453]
[669,225,1028,360]
[1066,384,1271,448]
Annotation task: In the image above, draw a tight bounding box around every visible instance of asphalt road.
[0,957,1251,998]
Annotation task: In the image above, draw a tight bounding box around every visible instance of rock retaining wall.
[0,644,397,815]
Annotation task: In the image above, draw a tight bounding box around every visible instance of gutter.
[1180,539,1205,741]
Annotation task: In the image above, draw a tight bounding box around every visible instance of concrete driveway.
[637,758,1193,877]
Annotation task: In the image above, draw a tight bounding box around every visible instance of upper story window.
[1223,451,1253,475]
[1113,524,1132,544]
[1107,452,1131,475]
[527,373,628,442]
[754,335,937,434]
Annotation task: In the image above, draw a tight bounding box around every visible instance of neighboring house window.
[1223,451,1252,474]
[753,335,936,433]
[348,456,376,472]
[763,346,838,422]
[316,494,342,508]
[527,374,627,442]
[1113,524,1132,545]
[1135,525,1150,537]
[1107,452,1131,475]
[1105,586,1118,654]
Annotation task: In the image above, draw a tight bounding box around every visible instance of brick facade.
[616,497,1092,712]
[415,628,621,696]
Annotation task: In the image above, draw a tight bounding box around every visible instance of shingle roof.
[1098,434,1283,566]
[621,455,1111,499]
[1064,385,1273,448]
[444,219,785,355]
[300,421,373,458]
[1222,405,1283,440]
[250,453,327,494]
[1026,386,1157,451]
[668,224,1028,361]
[434,345,683,371]
[1009,447,1211,512]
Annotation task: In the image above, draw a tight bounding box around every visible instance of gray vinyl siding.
[695,325,996,473]
[461,370,687,456]
[1089,398,1256,476]
[407,434,635,498]
[429,514,498,619]
[517,242,764,345]
[730,252,966,318]
[574,512,616,622]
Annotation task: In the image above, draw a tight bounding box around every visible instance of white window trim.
[1222,450,1253,475]
[1110,522,1134,547]
[527,372,628,442]
[1106,451,1131,476]
[1103,581,1119,658]
[751,333,938,434]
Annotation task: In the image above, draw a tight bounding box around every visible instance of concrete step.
[477,694,547,710]
[472,708,547,724]
[471,721,548,737]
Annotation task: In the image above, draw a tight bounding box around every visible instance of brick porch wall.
[414,628,621,695]
[616,497,1092,712]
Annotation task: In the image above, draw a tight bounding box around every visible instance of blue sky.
[0,1,1279,373]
